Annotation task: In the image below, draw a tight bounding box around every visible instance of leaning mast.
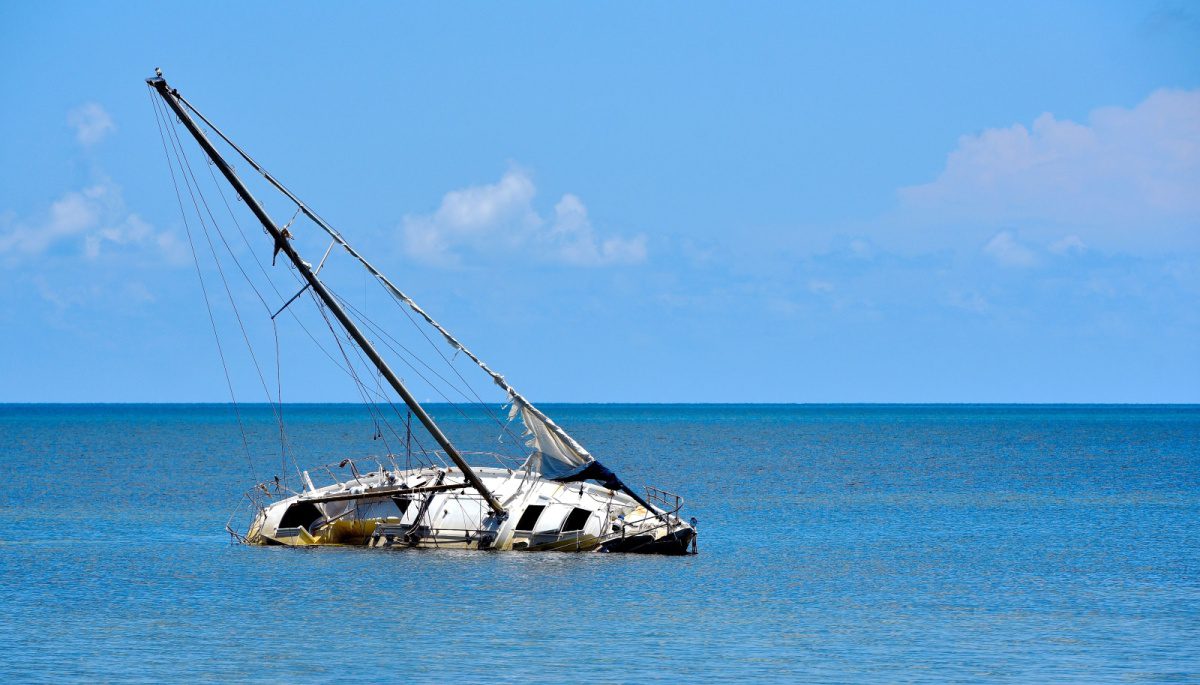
[147,73,506,517]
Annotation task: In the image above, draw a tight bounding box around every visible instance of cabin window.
[561,507,592,533]
[514,505,545,531]
[279,501,322,530]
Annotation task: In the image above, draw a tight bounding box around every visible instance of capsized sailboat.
[146,71,696,554]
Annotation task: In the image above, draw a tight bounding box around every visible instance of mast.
[148,74,506,518]
[169,91,592,463]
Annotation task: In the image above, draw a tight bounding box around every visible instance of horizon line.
[2,402,1198,407]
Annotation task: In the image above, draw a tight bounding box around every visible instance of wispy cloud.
[67,103,115,146]
[900,88,1200,251]
[402,168,647,267]
[1048,234,1087,256]
[946,289,989,313]
[0,186,100,255]
[2,104,183,264]
[0,177,183,263]
[983,230,1037,267]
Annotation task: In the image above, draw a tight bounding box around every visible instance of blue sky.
[1,2,1198,402]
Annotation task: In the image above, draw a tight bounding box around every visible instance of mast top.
[147,71,507,517]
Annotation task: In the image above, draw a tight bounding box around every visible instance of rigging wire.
[339,291,515,427]
[147,88,258,484]
[193,130,369,388]
[196,190,305,476]
[331,290,525,467]
[187,121,454,472]
[174,91,604,483]
[160,96,299,480]
[174,93,536,452]
[367,362,402,472]
[273,321,287,478]
[160,86,544,483]
[156,87,450,483]
[309,291,443,469]
[378,282,528,446]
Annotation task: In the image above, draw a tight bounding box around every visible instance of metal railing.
[643,484,685,517]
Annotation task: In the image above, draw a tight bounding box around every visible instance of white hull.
[245,465,695,554]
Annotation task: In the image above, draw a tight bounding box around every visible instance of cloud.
[1049,234,1087,255]
[0,177,183,262]
[402,168,647,267]
[68,103,115,146]
[2,104,184,269]
[983,230,1037,267]
[900,89,1200,251]
[549,193,647,266]
[0,187,100,255]
[946,290,989,313]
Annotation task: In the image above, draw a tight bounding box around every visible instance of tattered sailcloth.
[510,401,594,477]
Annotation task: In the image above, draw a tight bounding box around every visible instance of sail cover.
[509,400,593,478]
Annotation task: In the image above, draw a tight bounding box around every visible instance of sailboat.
[146,71,696,554]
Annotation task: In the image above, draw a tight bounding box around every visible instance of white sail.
[509,400,593,477]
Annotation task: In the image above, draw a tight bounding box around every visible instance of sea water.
[1,404,1197,682]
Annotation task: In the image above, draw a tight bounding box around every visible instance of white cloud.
[848,239,873,258]
[402,168,647,267]
[549,193,647,266]
[68,103,115,146]
[3,104,182,265]
[0,186,103,255]
[84,214,158,259]
[900,89,1200,251]
[983,230,1037,267]
[946,290,989,313]
[0,178,183,262]
[1049,234,1087,255]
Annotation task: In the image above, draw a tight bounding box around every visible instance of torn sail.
[510,400,593,478]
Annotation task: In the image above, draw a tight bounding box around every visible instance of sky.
[1,1,1198,403]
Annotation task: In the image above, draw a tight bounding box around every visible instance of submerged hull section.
[243,465,696,555]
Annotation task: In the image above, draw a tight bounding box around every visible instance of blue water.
[1,404,1197,682]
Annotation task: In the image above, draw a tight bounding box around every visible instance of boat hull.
[242,465,695,555]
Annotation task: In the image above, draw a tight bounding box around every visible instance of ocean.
[1,404,1197,682]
